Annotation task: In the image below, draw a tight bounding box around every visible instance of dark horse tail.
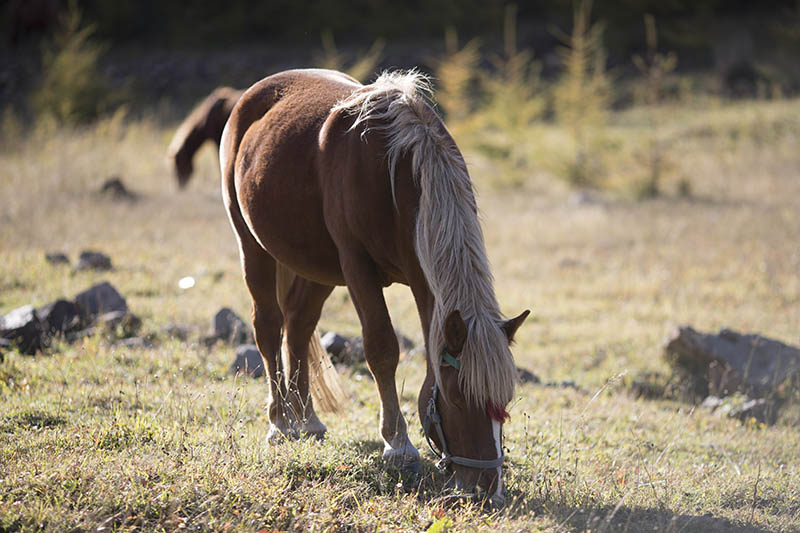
[219,84,346,413]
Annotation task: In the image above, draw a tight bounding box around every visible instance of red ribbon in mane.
[487,402,510,423]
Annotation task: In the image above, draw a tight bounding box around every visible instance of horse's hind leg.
[281,275,334,439]
[236,241,295,442]
[339,252,420,469]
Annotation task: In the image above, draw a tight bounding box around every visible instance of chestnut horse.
[221,68,529,506]
[168,87,243,188]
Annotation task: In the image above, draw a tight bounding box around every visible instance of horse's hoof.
[403,459,423,476]
[303,429,326,442]
[395,459,423,490]
[266,423,297,445]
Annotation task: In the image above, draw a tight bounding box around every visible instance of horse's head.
[419,308,529,508]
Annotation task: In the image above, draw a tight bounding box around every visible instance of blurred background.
[4,1,800,192]
[4,1,800,117]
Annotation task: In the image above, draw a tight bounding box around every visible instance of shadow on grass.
[504,495,771,532]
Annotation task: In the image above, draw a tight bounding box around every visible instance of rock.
[67,327,98,343]
[113,337,151,349]
[0,338,10,360]
[665,326,800,397]
[0,305,46,354]
[700,395,724,410]
[37,299,82,335]
[324,330,413,365]
[44,252,70,266]
[74,250,112,271]
[162,323,190,341]
[98,310,141,338]
[201,334,221,348]
[730,398,772,423]
[395,329,415,353]
[568,190,603,206]
[231,344,264,377]
[339,337,365,366]
[702,394,774,424]
[321,331,349,358]
[517,366,541,384]
[74,281,128,319]
[98,176,137,202]
[212,307,252,345]
[558,257,581,269]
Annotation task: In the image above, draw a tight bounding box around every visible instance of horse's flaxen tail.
[275,263,346,413]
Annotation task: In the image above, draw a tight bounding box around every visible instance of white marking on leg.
[300,411,327,435]
[492,420,504,501]
[382,433,420,465]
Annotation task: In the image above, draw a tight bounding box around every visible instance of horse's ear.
[443,310,467,355]
[502,310,530,343]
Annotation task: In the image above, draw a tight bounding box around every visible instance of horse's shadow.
[346,440,771,531]
[504,495,773,533]
[343,438,457,499]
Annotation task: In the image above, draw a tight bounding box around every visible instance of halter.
[422,350,506,472]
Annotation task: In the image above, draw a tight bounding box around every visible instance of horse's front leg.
[340,253,421,470]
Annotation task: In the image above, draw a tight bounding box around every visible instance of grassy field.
[1,94,799,532]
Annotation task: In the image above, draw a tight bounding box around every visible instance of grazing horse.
[168,87,243,188]
[220,68,529,507]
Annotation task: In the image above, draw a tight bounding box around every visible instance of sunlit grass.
[1,94,800,530]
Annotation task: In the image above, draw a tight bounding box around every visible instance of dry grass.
[1,94,799,531]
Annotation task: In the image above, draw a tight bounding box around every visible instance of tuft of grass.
[2,64,800,531]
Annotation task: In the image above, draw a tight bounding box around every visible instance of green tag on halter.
[442,350,461,370]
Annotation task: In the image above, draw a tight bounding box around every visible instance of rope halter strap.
[422,350,505,472]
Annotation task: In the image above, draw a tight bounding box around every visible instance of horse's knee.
[362,325,400,365]
[283,309,317,347]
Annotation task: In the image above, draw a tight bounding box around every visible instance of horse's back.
[223,69,365,284]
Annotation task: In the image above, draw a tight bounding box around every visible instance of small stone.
[321,331,349,358]
[517,366,541,384]
[74,281,127,319]
[339,337,365,366]
[74,250,112,271]
[395,329,415,353]
[162,323,190,341]
[730,398,772,424]
[231,344,264,377]
[98,176,138,202]
[0,338,11,360]
[37,299,82,335]
[568,190,603,206]
[98,311,141,338]
[45,252,70,266]
[558,257,581,269]
[212,307,252,345]
[700,395,723,410]
[114,337,151,349]
[0,305,46,355]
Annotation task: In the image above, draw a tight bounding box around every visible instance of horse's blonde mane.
[333,70,517,408]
